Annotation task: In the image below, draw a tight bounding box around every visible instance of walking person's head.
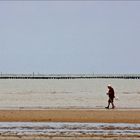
[107,84,112,89]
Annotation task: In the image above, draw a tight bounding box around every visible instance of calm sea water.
[0,79,139,108]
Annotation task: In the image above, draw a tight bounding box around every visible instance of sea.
[0,78,139,139]
[0,78,139,108]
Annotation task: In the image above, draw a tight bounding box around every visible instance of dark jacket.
[108,87,115,99]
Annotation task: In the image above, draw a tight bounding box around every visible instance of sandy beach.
[0,108,139,123]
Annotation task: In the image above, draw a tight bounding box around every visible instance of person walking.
[105,84,115,109]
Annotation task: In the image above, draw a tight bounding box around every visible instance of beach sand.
[0,108,139,123]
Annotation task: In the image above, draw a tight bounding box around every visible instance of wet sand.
[0,108,140,123]
[0,136,139,140]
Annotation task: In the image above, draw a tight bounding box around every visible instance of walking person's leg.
[110,98,115,109]
[105,99,111,109]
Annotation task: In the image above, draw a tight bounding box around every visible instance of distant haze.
[0,1,140,74]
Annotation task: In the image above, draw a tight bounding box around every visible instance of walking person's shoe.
[111,106,115,109]
[105,106,109,109]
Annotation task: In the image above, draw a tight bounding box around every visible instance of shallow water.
[0,79,139,108]
[0,122,139,137]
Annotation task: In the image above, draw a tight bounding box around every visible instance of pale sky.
[0,1,140,74]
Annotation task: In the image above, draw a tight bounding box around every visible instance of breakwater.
[0,74,140,79]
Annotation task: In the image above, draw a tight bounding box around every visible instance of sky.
[0,1,140,74]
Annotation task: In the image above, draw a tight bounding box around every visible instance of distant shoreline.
[0,74,140,79]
